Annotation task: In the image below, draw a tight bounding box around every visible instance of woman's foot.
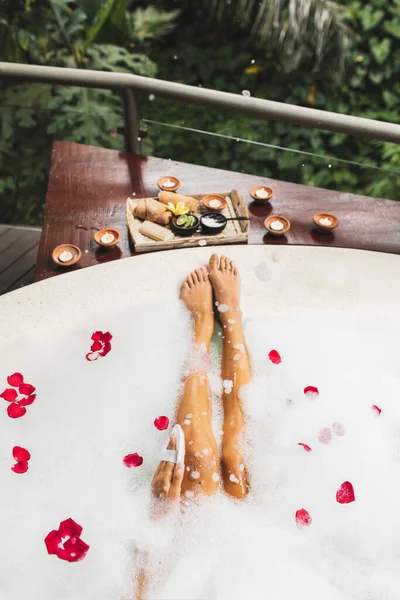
[180,268,214,347]
[208,254,241,322]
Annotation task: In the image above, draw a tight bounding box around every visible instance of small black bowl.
[200,212,227,235]
[170,214,200,237]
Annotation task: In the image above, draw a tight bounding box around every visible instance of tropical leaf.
[83,0,115,51]
[86,43,157,76]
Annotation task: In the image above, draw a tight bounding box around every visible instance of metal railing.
[1,61,400,154]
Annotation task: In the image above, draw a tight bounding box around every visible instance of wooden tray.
[126,190,249,253]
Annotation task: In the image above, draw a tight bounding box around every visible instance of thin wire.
[143,118,400,176]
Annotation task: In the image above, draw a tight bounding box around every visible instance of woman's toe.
[209,254,219,271]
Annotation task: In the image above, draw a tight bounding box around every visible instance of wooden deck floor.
[0,225,41,295]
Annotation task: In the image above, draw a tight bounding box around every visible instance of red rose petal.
[85,352,99,361]
[44,530,61,555]
[102,332,112,342]
[99,341,112,357]
[304,386,319,396]
[298,442,312,452]
[268,350,281,364]
[0,388,18,402]
[59,536,90,562]
[7,372,24,387]
[332,421,346,436]
[11,460,29,474]
[372,405,382,416]
[154,416,170,430]
[91,331,103,341]
[13,446,31,462]
[318,427,332,444]
[123,453,143,468]
[45,519,89,562]
[59,518,83,539]
[336,481,355,504]
[90,340,102,352]
[19,383,36,396]
[19,394,36,406]
[295,508,312,529]
[7,403,27,418]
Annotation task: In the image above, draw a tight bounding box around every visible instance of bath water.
[1,298,400,599]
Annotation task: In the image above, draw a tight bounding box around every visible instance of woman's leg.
[135,268,220,599]
[209,255,250,500]
[177,267,220,497]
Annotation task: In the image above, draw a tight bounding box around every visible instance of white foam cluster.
[1,304,400,599]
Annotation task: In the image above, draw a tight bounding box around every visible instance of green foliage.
[143,0,400,201]
[1,0,399,227]
[0,0,178,224]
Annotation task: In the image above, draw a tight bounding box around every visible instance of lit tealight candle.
[209,199,222,209]
[319,217,332,227]
[100,232,115,244]
[269,220,284,231]
[58,250,73,262]
[162,178,176,188]
[255,187,269,199]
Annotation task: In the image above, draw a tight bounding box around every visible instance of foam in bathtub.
[1,301,400,599]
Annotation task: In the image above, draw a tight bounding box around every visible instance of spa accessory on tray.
[171,214,200,237]
[126,189,249,253]
[158,191,198,213]
[200,213,250,235]
[139,220,174,242]
[160,424,186,464]
[133,198,172,225]
[202,194,228,212]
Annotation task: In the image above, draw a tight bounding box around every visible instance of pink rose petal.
[268,350,281,364]
[7,372,24,387]
[295,508,312,529]
[304,386,319,396]
[336,481,355,504]
[298,442,312,452]
[19,383,36,396]
[154,416,170,431]
[13,446,31,462]
[372,405,382,416]
[318,427,332,444]
[332,421,346,436]
[0,388,18,402]
[7,403,27,419]
[123,453,143,468]
[11,460,29,474]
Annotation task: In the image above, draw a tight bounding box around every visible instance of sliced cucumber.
[176,215,188,226]
[185,216,196,228]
